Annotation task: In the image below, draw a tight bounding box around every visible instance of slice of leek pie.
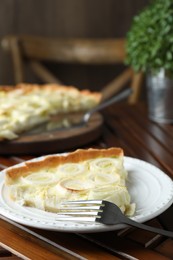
[0,83,101,140]
[5,148,135,216]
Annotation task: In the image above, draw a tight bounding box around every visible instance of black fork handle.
[89,88,132,117]
[122,216,173,238]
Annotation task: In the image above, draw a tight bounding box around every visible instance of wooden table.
[0,103,173,260]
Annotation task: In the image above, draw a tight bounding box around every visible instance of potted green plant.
[126,0,173,123]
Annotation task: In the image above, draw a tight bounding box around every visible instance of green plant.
[126,0,173,74]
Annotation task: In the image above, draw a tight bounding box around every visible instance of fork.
[57,200,173,238]
[79,88,132,127]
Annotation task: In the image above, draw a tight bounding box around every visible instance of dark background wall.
[0,0,149,89]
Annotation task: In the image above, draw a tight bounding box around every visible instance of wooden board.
[0,113,103,155]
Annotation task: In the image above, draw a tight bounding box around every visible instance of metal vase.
[147,70,173,123]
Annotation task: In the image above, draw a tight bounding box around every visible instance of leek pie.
[0,83,101,141]
[5,147,135,216]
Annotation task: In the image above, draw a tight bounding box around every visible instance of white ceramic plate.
[0,156,173,233]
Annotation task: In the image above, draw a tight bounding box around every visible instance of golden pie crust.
[6,147,123,182]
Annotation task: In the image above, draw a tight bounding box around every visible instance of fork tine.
[55,216,97,222]
[59,200,103,211]
[61,200,103,205]
[58,206,101,211]
[57,211,98,216]
[58,200,102,213]
[56,200,104,221]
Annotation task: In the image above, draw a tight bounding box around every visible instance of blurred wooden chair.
[1,35,143,103]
